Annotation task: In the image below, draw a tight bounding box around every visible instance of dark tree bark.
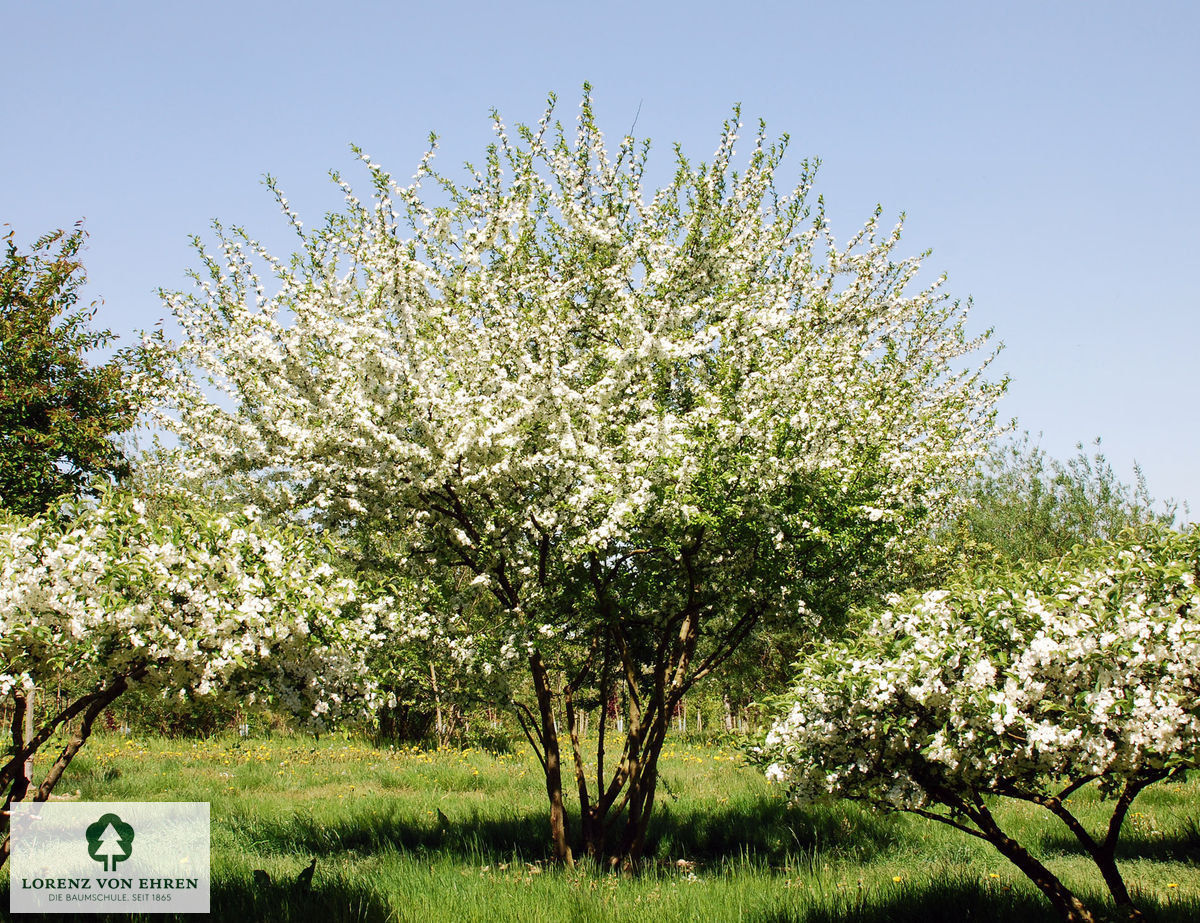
[1,671,141,869]
[911,771,1163,923]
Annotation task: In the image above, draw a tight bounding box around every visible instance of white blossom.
[0,490,381,727]
[762,527,1200,806]
[142,91,1003,681]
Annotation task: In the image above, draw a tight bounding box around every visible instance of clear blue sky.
[4,0,1196,516]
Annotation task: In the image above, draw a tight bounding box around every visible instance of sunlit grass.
[3,733,1199,921]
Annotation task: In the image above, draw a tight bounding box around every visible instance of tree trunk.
[527,540,722,867]
[1089,779,1149,920]
[529,652,573,866]
[620,745,661,862]
[972,804,1096,923]
[564,688,596,857]
[1092,850,1142,920]
[1,675,133,870]
[23,688,34,785]
[429,662,445,746]
[1040,776,1151,920]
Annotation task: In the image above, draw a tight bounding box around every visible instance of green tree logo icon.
[86,813,135,872]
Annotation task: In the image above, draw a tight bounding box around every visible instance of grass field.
[3,733,1198,921]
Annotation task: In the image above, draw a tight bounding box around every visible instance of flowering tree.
[146,88,1002,864]
[761,527,1200,922]
[0,489,386,867]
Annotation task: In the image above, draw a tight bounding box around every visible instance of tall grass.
[3,734,1198,921]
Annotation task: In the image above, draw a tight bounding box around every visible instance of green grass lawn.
[3,733,1198,921]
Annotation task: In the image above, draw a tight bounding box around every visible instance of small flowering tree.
[0,490,386,867]
[145,88,1002,864]
[761,527,1200,922]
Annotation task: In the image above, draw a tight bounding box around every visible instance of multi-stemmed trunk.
[522,651,687,867]
[514,539,761,868]
[1027,776,1155,922]
[966,801,1097,923]
[430,494,764,869]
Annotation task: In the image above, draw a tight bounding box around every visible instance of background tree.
[0,224,138,516]
[147,89,1003,865]
[761,526,1200,922]
[954,433,1178,566]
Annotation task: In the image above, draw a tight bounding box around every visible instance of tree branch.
[906,807,989,840]
[511,700,547,773]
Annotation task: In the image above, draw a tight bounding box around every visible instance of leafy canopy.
[0,225,137,515]
[147,89,1003,665]
[957,433,1179,566]
[0,489,385,720]
[0,488,388,866]
[764,527,1200,804]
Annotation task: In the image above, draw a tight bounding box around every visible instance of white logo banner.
[10,802,210,914]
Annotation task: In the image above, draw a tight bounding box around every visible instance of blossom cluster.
[140,90,1003,668]
[0,491,386,725]
[762,527,1200,808]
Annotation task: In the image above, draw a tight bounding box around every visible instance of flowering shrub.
[0,490,387,864]
[762,526,1200,922]
[142,87,1002,863]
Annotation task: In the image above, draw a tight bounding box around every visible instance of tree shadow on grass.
[206,873,391,923]
[0,875,391,923]
[646,797,903,865]
[1031,815,1200,865]
[227,800,556,862]
[750,871,1200,923]
[223,794,903,868]
[6,873,1197,923]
